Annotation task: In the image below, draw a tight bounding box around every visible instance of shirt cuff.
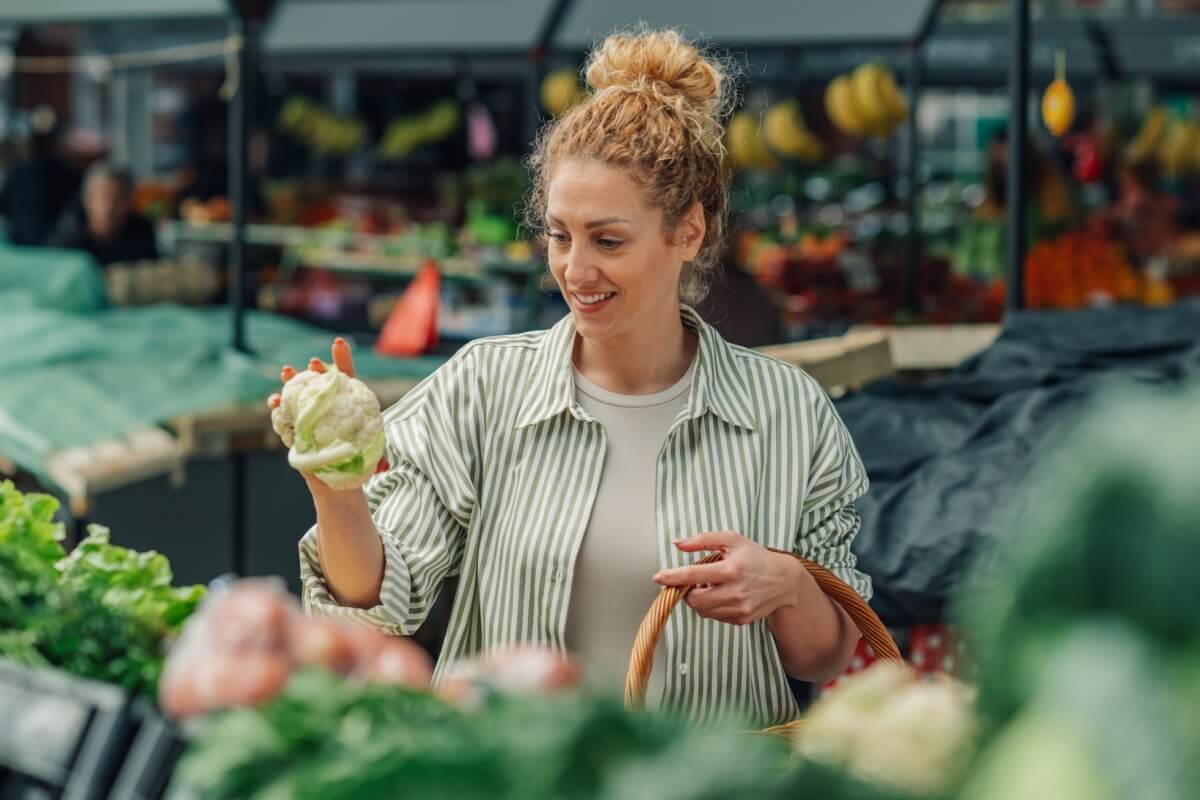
[298,524,415,636]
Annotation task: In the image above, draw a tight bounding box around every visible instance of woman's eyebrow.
[585,216,632,229]
[546,214,632,228]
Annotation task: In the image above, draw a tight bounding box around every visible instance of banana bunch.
[1156,117,1200,179]
[1127,106,1168,164]
[377,100,462,161]
[825,62,908,139]
[277,96,366,156]
[725,112,779,172]
[762,100,826,164]
[541,68,586,116]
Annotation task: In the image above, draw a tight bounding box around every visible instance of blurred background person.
[47,162,158,265]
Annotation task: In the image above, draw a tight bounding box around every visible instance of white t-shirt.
[564,356,696,705]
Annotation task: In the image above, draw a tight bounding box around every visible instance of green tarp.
[0,246,108,313]
[0,304,444,482]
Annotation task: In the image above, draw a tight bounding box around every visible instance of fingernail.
[334,337,346,345]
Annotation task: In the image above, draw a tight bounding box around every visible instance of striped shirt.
[300,305,871,726]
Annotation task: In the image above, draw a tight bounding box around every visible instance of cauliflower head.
[795,662,977,797]
[271,367,385,490]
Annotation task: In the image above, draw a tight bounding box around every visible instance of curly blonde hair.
[524,28,735,304]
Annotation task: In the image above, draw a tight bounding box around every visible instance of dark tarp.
[838,299,1200,627]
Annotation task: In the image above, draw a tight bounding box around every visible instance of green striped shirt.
[300,305,871,726]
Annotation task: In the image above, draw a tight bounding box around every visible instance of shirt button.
[678,662,689,676]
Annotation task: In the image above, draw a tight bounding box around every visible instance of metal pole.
[227,13,259,578]
[526,0,575,147]
[525,61,543,150]
[904,45,923,313]
[1006,0,1030,311]
[228,15,255,354]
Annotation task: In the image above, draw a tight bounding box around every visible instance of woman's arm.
[765,553,859,683]
[307,477,385,609]
[288,342,480,635]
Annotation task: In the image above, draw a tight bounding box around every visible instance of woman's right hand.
[267,337,390,495]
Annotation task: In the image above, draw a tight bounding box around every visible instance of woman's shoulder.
[715,340,836,428]
[384,328,555,416]
[724,340,829,396]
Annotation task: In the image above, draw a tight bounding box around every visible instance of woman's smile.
[570,290,617,313]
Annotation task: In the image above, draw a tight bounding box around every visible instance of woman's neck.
[573,312,698,395]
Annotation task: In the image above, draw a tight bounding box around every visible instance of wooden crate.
[756,330,895,392]
[849,324,1001,372]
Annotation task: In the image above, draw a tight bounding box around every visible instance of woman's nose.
[564,251,598,285]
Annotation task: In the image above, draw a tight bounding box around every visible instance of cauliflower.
[795,662,977,797]
[271,367,385,490]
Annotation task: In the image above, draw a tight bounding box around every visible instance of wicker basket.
[624,551,902,737]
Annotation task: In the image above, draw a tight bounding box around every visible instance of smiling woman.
[289,27,873,728]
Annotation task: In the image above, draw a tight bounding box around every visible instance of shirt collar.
[514,305,757,431]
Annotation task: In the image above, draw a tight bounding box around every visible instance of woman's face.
[545,158,703,345]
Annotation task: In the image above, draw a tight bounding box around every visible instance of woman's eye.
[597,238,622,251]
[548,232,569,247]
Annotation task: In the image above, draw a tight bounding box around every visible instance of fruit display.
[726,111,781,172]
[763,100,827,164]
[278,96,368,156]
[825,62,908,139]
[541,67,587,116]
[0,481,204,696]
[1041,51,1076,138]
[1127,105,1169,163]
[1024,230,1141,309]
[377,99,462,161]
[1124,103,1200,178]
[180,195,232,224]
[1156,117,1200,178]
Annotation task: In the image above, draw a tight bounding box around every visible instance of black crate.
[107,704,185,800]
[0,660,134,800]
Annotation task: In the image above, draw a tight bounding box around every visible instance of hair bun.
[585,29,723,112]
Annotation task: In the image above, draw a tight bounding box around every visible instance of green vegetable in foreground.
[176,669,811,800]
[0,480,204,695]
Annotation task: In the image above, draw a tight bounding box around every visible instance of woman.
[276,29,871,727]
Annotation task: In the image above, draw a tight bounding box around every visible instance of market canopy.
[261,0,937,58]
[557,0,937,50]
[0,0,226,24]
[264,0,558,56]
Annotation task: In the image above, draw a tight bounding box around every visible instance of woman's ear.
[676,201,706,261]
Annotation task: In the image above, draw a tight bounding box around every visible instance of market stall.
[4,3,1200,798]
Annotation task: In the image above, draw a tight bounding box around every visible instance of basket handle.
[624,550,902,711]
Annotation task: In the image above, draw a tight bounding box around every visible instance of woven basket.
[624,550,902,737]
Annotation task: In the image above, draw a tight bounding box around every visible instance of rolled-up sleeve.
[793,393,872,601]
[299,351,479,634]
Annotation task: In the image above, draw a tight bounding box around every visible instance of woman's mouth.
[572,291,616,313]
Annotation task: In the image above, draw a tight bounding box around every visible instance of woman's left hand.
[652,531,803,626]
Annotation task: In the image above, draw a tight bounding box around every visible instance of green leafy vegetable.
[0,480,203,695]
[176,669,798,800]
